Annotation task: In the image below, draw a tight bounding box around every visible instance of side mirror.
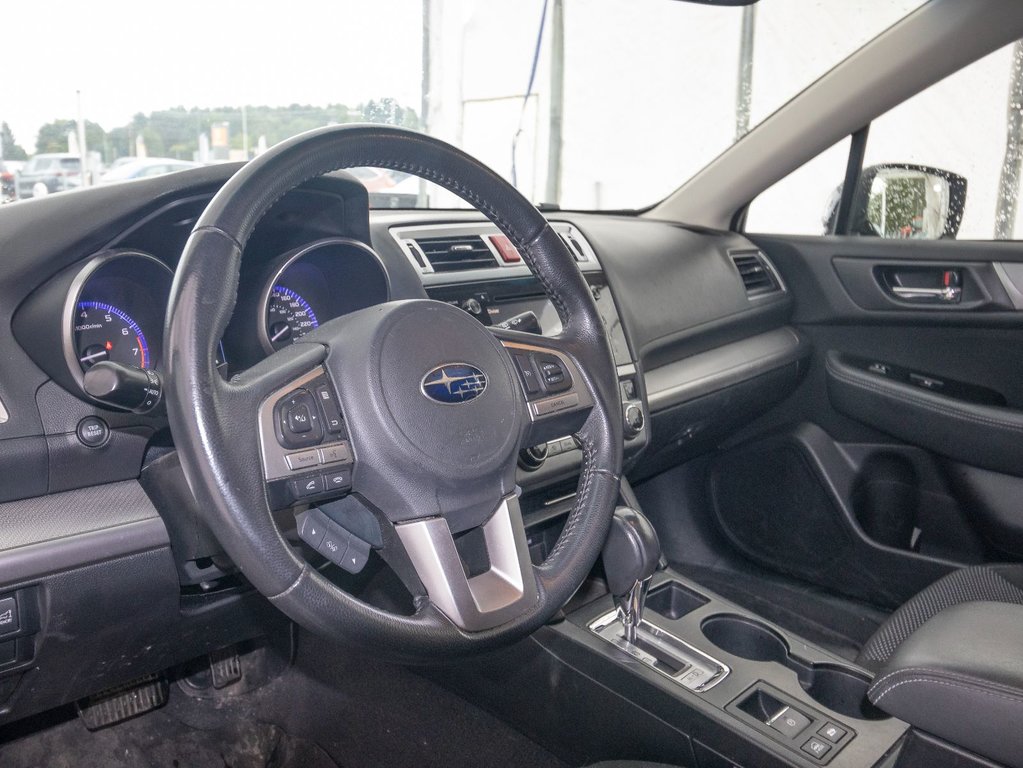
[850,164,967,239]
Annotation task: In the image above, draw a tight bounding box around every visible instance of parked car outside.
[15,154,83,199]
[99,157,202,183]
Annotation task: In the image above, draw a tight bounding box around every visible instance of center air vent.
[731,251,781,298]
[412,235,497,272]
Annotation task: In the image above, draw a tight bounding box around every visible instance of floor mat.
[0,631,568,768]
[674,562,890,662]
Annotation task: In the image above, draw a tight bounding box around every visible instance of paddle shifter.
[602,506,661,644]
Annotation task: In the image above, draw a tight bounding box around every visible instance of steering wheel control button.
[535,354,571,393]
[801,737,831,760]
[275,389,323,449]
[0,597,18,636]
[290,474,325,499]
[287,404,313,433]
[317,443,351,465]
[76,416,110,448]
[769,707,811,739]
[317,527,351,565]
[314,384,344,433]
[296,510,327,549]
[323,469,352,491]
[531,392,580,417]
[818,723,847,744]
[285,450,319,471]
[512,353,541,395]
[343,536,371,573]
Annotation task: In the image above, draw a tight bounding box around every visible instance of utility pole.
[242,104,250,160]
[735,5,757,142]
[995,40,1023,239]
[77,90,90,187]
[544,0,564,206]
[418,0,431,207]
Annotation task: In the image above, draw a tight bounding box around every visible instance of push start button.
[76,417,110,448]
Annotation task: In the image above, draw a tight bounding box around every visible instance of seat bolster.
[869,601,1023,768]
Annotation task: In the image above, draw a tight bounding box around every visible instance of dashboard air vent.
[731,251,780,298]
[413,235,498,272]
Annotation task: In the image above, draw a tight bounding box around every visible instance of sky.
[1,1,424,148]
[4,0,954,215]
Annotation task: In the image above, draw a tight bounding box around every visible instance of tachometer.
[74,301,151,370]
[266,286,319,350]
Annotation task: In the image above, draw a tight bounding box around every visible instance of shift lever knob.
[602,507,661,643]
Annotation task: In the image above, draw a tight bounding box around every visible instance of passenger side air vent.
[412,234,498,272]
[731,250,782,298]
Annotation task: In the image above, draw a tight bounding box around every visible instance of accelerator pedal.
[209,646,243,689]
[76,673,168,730]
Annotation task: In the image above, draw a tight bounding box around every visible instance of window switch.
[0,597,18,636]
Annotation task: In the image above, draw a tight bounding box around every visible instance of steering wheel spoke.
[489,327,595,447]
[233,344,357,510]
[392,494,538,632]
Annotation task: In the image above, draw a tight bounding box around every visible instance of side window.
[745,138,850,235]
[748,39,1023,240]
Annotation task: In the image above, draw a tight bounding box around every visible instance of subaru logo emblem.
[421,363,488,404]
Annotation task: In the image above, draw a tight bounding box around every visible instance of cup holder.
[800,665,887,721]
[701,614,789,663]
[700,614,888,721]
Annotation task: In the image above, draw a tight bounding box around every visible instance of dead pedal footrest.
[76,673,169,730]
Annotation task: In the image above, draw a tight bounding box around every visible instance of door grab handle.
[891,285,962,303]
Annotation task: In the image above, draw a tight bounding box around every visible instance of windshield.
[2,0,924,209]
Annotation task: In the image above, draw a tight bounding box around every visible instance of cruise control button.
[535,353,572,393]
[0,597,18,636]
[801,737,831,760]
[531,392,579,417]
[512,353,540,395]
[817,722,847,744]
[317,443,351,465]
[285,450,319,471]
[290,474,324,499]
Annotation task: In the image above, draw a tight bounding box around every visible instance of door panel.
[730,234,1023,582]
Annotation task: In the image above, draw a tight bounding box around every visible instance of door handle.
[890,285,962,303]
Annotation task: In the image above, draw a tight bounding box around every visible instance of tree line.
[2,99,419,163]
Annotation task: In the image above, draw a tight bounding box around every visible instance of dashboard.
[0,161,801,727]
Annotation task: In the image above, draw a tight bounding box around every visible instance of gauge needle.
[79,350,108,363]
[270,325,291,342]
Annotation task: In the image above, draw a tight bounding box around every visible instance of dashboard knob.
[462,297,483,315]
[623,402,644,438]
[518,442,549,471]
[83,361,163,413]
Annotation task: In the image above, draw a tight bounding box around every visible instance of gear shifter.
[602,506,661,644]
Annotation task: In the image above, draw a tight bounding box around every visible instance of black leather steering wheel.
[165,125,622,659]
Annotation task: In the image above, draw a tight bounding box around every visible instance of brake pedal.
[209,646,243,689]
[76,673,168,730]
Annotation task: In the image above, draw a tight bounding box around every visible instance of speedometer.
[266,286,319,350]
[75,303,151,370]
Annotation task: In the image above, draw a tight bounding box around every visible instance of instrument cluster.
[57,237,389,407]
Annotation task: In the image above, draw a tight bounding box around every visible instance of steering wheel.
[165,125,622,659]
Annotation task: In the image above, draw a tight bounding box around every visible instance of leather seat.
[585,763,680,768]
[856,563,1023,672]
